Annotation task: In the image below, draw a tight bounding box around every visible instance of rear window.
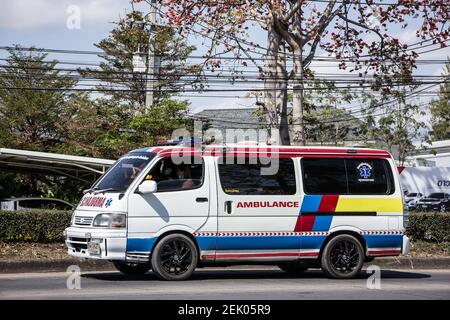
[301,158,395,195]
[218,158,296,195]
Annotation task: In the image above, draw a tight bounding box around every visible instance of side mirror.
[137,180,157,194]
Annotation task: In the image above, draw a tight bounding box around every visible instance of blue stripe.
[132,147,152,153]
[126,234,403,253]
[300,235,328,249]
[127,238,156,252]
[312,216,333,231]
[300,195,322,213]
[363,235,402,248]
[196,236,217,250]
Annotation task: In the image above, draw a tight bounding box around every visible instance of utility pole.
[145,0,159,113]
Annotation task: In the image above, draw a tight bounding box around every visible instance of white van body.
[65,145,410,280]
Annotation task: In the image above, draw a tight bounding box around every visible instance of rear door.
[215,156,300,261]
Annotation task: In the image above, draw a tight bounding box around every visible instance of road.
[0,267,449,300]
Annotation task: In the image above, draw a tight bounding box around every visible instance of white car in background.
[404,192,423,210]
[1,197,73,211]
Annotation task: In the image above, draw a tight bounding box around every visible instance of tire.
[278,262,308,274]
[113,261,151,275]
[151,233,198,281]
[440,204,446,213]
[321,234,365,279]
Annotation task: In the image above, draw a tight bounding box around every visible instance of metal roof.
[0,148,115,183]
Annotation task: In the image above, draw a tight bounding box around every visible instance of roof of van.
[131,145,391,158]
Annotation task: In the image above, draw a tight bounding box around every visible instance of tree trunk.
[263,22,280,145]
[276,41,290,145]
[291,46,306,146]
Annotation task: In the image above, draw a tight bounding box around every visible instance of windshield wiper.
[93,188,119,194]
[83,187,99,194]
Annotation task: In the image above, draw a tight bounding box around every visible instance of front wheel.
[113,261,151,275]
[151,234,198,281]
[321,234,365,279]
[440,204,446,213]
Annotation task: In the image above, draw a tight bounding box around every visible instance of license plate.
[421,205,428,209]
[87,242,101,255]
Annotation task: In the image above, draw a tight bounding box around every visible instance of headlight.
[93,213,126,228]
[70,212,76,226]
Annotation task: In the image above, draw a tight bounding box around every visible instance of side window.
[218,158,296,195]
[145,157,204,192]
[301,158,395,195]
[18,200,45,209]
[346,159,394,195]
[301,158,347,194]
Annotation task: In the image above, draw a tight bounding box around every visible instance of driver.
[176,165,194,189]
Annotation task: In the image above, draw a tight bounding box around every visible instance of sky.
[0,0,448,117]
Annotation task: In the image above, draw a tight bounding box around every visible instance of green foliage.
[0,10,197,201]
[81,10,198,106]
[0,210,72,243]
[0,46,79,152]
[407,212,450,243]
[360,85,427,165]
[429,61,450,141]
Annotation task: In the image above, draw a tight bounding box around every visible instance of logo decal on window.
[357,163,374,182]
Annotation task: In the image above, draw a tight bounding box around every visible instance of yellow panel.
[335,198,403,213]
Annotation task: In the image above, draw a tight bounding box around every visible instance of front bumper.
[65,226,127,260]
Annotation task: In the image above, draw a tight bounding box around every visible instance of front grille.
[74,216,93,226]
[67,237,88,252]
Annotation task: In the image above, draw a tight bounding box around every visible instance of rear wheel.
[113,261,151,275]
[151,233,198,281]
[321,234,365,279]
[278,262,308,274]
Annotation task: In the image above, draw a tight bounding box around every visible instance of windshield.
[427,193,446,198]
[93,152,156,193]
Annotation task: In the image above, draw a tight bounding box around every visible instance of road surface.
[0,267,449,300]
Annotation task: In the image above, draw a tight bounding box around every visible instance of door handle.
[225,201,232,214]
[196,197,208,203]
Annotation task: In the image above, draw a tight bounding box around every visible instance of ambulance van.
[65,145,410,280]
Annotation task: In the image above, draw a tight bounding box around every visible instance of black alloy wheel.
[321,234,365,279]
[151,234,198,280]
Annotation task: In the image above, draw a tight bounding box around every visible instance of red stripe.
[318,195,339,212]
[202,252,318,259]
[368,249,401,255]
[294,215,316,232]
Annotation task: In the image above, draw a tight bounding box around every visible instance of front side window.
[302,158,394,195]
[145,157,204,192]
[94,152,156,193]
[218,158,296,195]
